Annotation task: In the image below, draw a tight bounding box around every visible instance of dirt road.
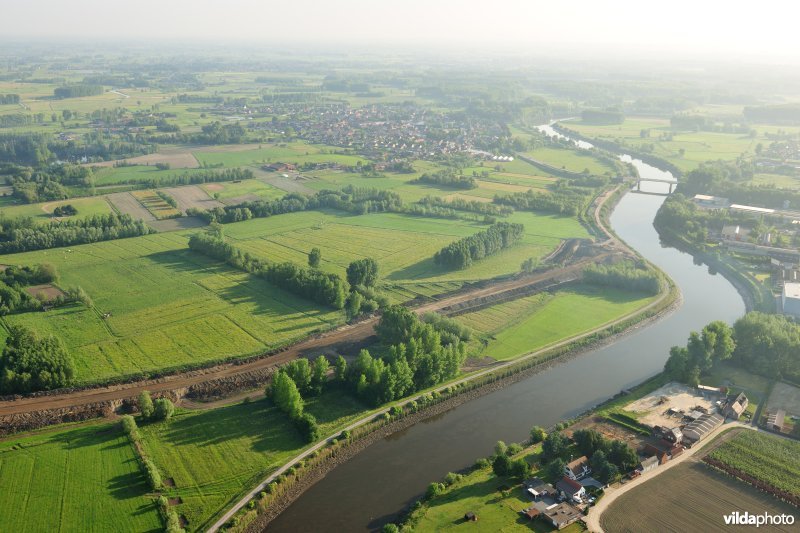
[0,257,599,417]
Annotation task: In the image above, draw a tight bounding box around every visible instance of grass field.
[193,141,366,168]
[139,391,369,531]
[0,422,161,533]
[456,285,657,361]
[1,232,343,383]
[131,190,182,219]
[752,173,800,189]
[93,165,210,186]
[600,462,797,533]
[706,430,800,498]
[524,146,615,175]
[200,179,285,202]
[0,196,114,222]
[567,118,760,173]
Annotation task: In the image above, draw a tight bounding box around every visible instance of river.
[267,127,744,532]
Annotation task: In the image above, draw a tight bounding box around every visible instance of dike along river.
[268,128,745,532]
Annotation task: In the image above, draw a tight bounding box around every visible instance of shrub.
[121,415,137,436]
[138,391,154,419]
[153,398,175,421]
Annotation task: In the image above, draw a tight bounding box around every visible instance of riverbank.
[212,276,681,532]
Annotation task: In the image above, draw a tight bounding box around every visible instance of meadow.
[0,422,161,533]
[139,391,370,531]
[567,117,761,172]
[200,178,285,202]
[455,285,657,361]
[193,141,366,168]
[600,462,797,533]
[525,146,616,175]
[0,195,114,222]
[1,231,343,384]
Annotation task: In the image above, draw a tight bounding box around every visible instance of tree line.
[494,187,590,217]
[267,357,330,443]
[188,227,347,309]
[0,94,20,105]
[417,195,513,217]
[0,325,74,394]
[54,84,104,99]
[433,222,524,270]
[583,261,663,295]
[415,170,477,190]
[0,213,154,254]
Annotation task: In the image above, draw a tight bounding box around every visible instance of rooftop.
[784,282,800,299]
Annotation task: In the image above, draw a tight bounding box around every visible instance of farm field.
[0,422,161,533]
[92,165,210,186]
[0,196,114,222]
[752,173,800,189]
[139,391,369,531]
[600,462,797,533]
[0,231,343,384]
[227,209,587,285]
[566,118,759,173]
[193,141,366,168]
[200,178,285,203]
[456,285,657,361]
[706,430,800,499]
[524,146,616,175]
[131,190,182,219]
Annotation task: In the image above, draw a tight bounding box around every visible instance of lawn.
[0,196,114,223]
[0,422,161,533]
[1,232,343,384]
[456,285,657,361]
[139,390,369,531]
[600,462,797,533]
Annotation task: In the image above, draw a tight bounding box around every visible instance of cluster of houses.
[239,102,508,160]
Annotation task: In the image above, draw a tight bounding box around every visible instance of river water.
[267,128,744,532]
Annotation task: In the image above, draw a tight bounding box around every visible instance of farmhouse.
[766,410,786,432]
[542,502,583,530]
[556,476,586,502]
[720,225,751,242]
[564,456,591,480]
[682,413,723,443]
[638,455,660,474]
[723,393,749,420]
[782,283,800,317]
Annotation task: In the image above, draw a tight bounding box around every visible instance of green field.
[132,189,182,219]
[1,231,343,384]
[707,430,800,498]
[567,118,759,173]
[0,196,114,222]
[0,422,161,533]
[456,285,657,361]
[752,172,800,189]
[200,178,284,201]
[524,146,615,175]
[193,142,366,168]
[140,391,369,531]
[93,165,210,186]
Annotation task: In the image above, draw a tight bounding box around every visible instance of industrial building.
[682,413,723,443]
[782,283,800,317]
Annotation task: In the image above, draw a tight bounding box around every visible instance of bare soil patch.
[163,477,176,488]
[25,284,66,301]
[204,183,224,192]
[162,185,224,212]
[443,192,493,203]
[221,194,261,205]
[565,415,648,450]
[767,381,800,417]
[106,192,156,222]
[625,382,717,428]
[476,180,532,192]
[168,497,183,506]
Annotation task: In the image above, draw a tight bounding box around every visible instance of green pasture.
[93,166,208,186]
[140,391,369,531]
[457,285,656,361]
[193,142,366,168]
[1,232,343,384]
[200,179,284,201]
[0,422,161,533]
[0,196,114,222]
[524,146,615,175]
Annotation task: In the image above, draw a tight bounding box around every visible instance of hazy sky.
[4,0,800,59]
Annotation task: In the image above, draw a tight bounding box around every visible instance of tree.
[509,458,529,479]
[573,429,607,457]
[295,412,319,443]
[270,371,303,419]
[0,325,74,394]
[283,359,312,396]
[310,356,330,395]
[492,453,512,477]
[375,305,418,345]
[545,458,566,482]
[346,258,379,288]
[529,426,546,444]
[541,431,569,461]
[607,440,638,471]
[139,390,154,419]
[153,398,175,421]
[308,247,321,268]
[494,440,508,457]
[334,355,348,382]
